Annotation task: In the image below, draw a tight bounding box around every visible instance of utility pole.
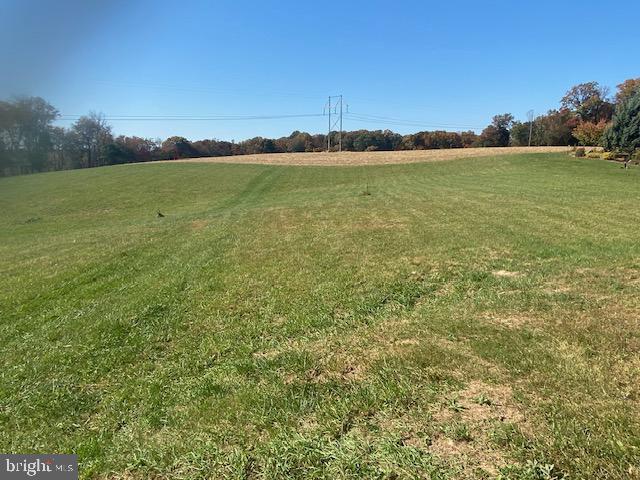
[527,110,534,147]
[324,95,344,152]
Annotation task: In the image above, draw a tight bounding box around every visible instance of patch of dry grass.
[430,380,528,477]
[158,146,570,166]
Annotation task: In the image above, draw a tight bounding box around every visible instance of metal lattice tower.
[324,95,344,152]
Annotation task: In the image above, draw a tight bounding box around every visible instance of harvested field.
[159,146,571,166]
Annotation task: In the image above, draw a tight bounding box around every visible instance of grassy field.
[1,152,639,479]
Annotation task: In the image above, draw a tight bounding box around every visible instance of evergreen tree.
[603,89,640,155]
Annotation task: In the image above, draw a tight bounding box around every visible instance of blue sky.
[1,0,638,141]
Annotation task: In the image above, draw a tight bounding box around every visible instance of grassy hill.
[1,152,639,479]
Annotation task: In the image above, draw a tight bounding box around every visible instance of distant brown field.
[159,146,571,166]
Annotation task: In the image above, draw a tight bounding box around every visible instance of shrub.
[575,147,585,157]
[602,151,615,160]
[572,121,608,146]
[587,151,601,158]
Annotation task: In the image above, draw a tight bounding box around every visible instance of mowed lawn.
[1,153,639,479]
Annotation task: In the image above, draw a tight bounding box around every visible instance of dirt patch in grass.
[435,380,524,425]
[189,219,208,230]
[551,266,640,290]
[492,270,522,278]
[430,380,529,476]
[543,282,573,295]
[482,312,532,329]
[352,219,406,231]
[253,348,281,361]
[305,360,366,384]
[156,146,570,167]
[429,434,506,477]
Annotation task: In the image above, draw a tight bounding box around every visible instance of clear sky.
[2,0,638,141]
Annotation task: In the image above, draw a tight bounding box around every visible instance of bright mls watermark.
[0,455,77,479]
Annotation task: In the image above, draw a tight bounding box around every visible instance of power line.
[92,80,326,101]
[346,112,483,129]
[345,113,484,130]
[56,105,485,133]
[57,113,326,121]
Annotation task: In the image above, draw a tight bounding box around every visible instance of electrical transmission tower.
[324,95,344,152]
[527,110,534,147]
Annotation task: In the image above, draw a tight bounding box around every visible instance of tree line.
[1,78,639,177]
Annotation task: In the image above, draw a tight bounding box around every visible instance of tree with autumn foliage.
[561,82,614,123]
[572,121,608,146]
[615,78,640,105]
[478,113,514,147]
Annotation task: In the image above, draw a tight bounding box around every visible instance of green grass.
[1,153,639,479]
